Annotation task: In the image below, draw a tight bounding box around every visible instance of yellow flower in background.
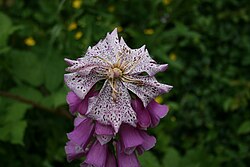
[24,37,36,46]
[163,0,171,5]
[75,31,83,40]
[144,28,154,35]
[108,5,115,13]
[117,26,123,32]
[72,0,82,9]
[68,22,77,31]
[169,52,177,61]
[155,96,164,104]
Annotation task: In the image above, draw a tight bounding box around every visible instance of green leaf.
[4,103,29,122]
[238,121,250,135]
[9,121,27,145]
[0,12,12,48]
[44,53,65,92]
[52,87,67,108]
[10,86,43,102]
[0,102,28,145]
[138,152,161,167]
[9,50,44,86]
[162,147,181,167]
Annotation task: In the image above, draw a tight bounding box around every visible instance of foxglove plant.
[64,28,172,167]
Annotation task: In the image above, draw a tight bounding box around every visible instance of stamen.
[121,75,143,85]
[93,56,113,67]
[108,79,118,94]
[123,57,142,74]
[116,54,123,68]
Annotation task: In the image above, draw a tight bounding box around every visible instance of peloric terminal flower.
[64,28,172,167]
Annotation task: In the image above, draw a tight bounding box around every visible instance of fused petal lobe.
[123,75,172,107]
[87,80,137,133]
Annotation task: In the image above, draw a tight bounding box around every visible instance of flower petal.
[136,131,156,155]
[66,89,98,115]
[66,91,82,114]
[119,39,168,76]
[95,122,114,136]
[105,150,117,167]
[65,57,104,75]
[116,141,140,167]
[65,141,85,162]
[119,124,144,154]
[64,71,104,99]
[84,28,120,64]
[95,122,114,145]
[67,118,94,148]
[74,116,86,127]
[131,98,151,129]
[96,135,113,145]
[87,80,137,133]
[82,140,108,167]
[123,75,172,107]
[147,99,169,127]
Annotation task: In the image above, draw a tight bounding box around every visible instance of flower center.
[107,67,123,79]
[112,67,123,78]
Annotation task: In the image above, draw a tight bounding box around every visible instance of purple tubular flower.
[116,141,140,167]
[95,122,114,135]
[105,150,117,167]
[95,122,114,145]
[74,116,86,127]
[81,140,108,167]
[131,98,151,129]
[147,99,169,127]
[119,124,144,154]
[67,118,94,148]
[64,28,173,167]
[65,141,86,162]
[66,88,98,115]
[136,131,156,155]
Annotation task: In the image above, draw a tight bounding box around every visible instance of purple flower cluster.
[64,29,172,167]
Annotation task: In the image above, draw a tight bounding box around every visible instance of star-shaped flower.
[64,28,172,133]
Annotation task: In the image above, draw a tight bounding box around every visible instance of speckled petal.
[64,71,104,99]
[123,75,172,107]
[65,57,105,75]
[119,38,168,76]
[87,80,137,133]
[84,28,120,64]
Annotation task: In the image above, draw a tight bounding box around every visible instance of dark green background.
[0,0,249,166]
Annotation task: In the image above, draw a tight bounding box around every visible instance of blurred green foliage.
[0,0,250,166]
